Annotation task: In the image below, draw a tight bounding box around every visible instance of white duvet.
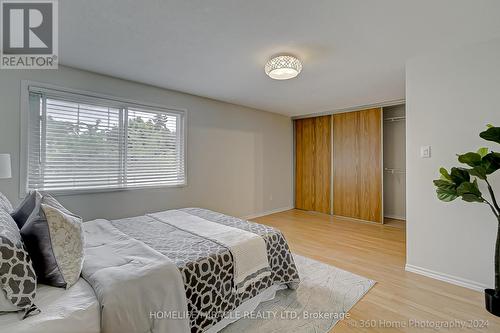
[81,219,190,333]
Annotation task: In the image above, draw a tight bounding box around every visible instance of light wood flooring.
[252,209,500,332]
[384,217,406,229]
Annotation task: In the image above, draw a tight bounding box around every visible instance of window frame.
[20,80,188,197]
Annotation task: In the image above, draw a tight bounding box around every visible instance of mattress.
[0,279,100,333]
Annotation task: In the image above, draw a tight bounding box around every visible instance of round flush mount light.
[265,55,302,80]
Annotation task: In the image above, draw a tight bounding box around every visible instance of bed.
[5,208,300,333]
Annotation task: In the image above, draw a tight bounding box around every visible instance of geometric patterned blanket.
[110,208,300,333]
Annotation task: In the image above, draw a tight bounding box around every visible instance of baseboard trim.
[405,264,488,292]
[333,214,383,225]
[384,214,406,221]
[240,206,293,220]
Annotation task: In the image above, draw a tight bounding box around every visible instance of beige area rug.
[221,254,375,333]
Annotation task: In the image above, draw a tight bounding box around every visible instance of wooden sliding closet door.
[333,108,382,223]
[295,115,331,214]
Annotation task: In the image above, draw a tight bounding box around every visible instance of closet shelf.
[384,168,405,174]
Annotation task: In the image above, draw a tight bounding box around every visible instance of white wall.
[406,38,500,290]
[0,66,293,220]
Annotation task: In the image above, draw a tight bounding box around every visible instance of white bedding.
[0,279,99,333]
[0,281,286,333]
[82,219,190,333]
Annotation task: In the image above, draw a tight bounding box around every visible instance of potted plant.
[433,125,500,316]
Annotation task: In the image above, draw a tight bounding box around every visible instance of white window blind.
[26,87,186,193]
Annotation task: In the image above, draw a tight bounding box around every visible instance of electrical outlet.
[420,146,431,158]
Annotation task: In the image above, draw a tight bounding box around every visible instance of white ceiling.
[60,0,500,117]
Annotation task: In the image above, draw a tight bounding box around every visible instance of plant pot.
[485,289,500,316]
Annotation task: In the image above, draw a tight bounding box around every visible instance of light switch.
[420,146,431,158]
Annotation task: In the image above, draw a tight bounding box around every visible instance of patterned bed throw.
[148,210,270,293]
[110,208,301,333]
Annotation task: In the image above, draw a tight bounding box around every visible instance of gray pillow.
[20,194,84,288]
[0,192,13,213]
[11,191,38,229]
[0,209,40,318]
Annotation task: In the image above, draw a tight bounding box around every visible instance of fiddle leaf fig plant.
[433,125,500,298]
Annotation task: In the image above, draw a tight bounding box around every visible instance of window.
[24,85,186,193]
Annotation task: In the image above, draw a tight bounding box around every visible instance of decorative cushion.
[41,204,84,288]
[0,192,13,213]
[20,195,84,289]
[11,191,38,229]
[0,209,39,318]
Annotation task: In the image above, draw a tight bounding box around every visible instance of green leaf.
[480,126,500,144]
[483,152,500,174]
[461,193,484,202]
[467,166,487,179]
[437,190,459,202]
[433,179,458,202]
[436,184,459,202]
[439,167,452,181]
[450,167,470,185]
[458,152,482,167]
[433,179,454,188]
[457,179,484,203]
[457,179,481,196]
[477,147,489,158]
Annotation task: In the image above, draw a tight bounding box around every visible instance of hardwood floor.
[384,217,406,229]
[252,209,500,332]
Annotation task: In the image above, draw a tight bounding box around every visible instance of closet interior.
[383,105,406,225]
[294,105,406,224]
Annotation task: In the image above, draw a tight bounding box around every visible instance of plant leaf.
[461,193,484,203]
[457,179,481,196]
[433,179,454,188]
[439,167,452,181]
[482,152,500,175]
[457,179,484,203]
[467,166,487,179]
[477,147,489,158]
[433,179,458,202]
[458,152,482,167]
[450,167,470,185]
[437,190,459,202]
[480,126,500,144]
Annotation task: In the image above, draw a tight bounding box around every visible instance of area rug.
[221,254,375,333]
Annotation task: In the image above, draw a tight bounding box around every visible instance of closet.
[294,105,406,224]
[295,115,331,214]
[383,105,406,222]
[333,108,382,223]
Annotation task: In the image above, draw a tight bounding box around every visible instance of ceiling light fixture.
[265,55,302,80]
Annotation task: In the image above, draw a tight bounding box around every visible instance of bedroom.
[1,0,500,332]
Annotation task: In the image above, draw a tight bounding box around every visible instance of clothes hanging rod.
[384,168,406,174]
[384,116,405,122]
